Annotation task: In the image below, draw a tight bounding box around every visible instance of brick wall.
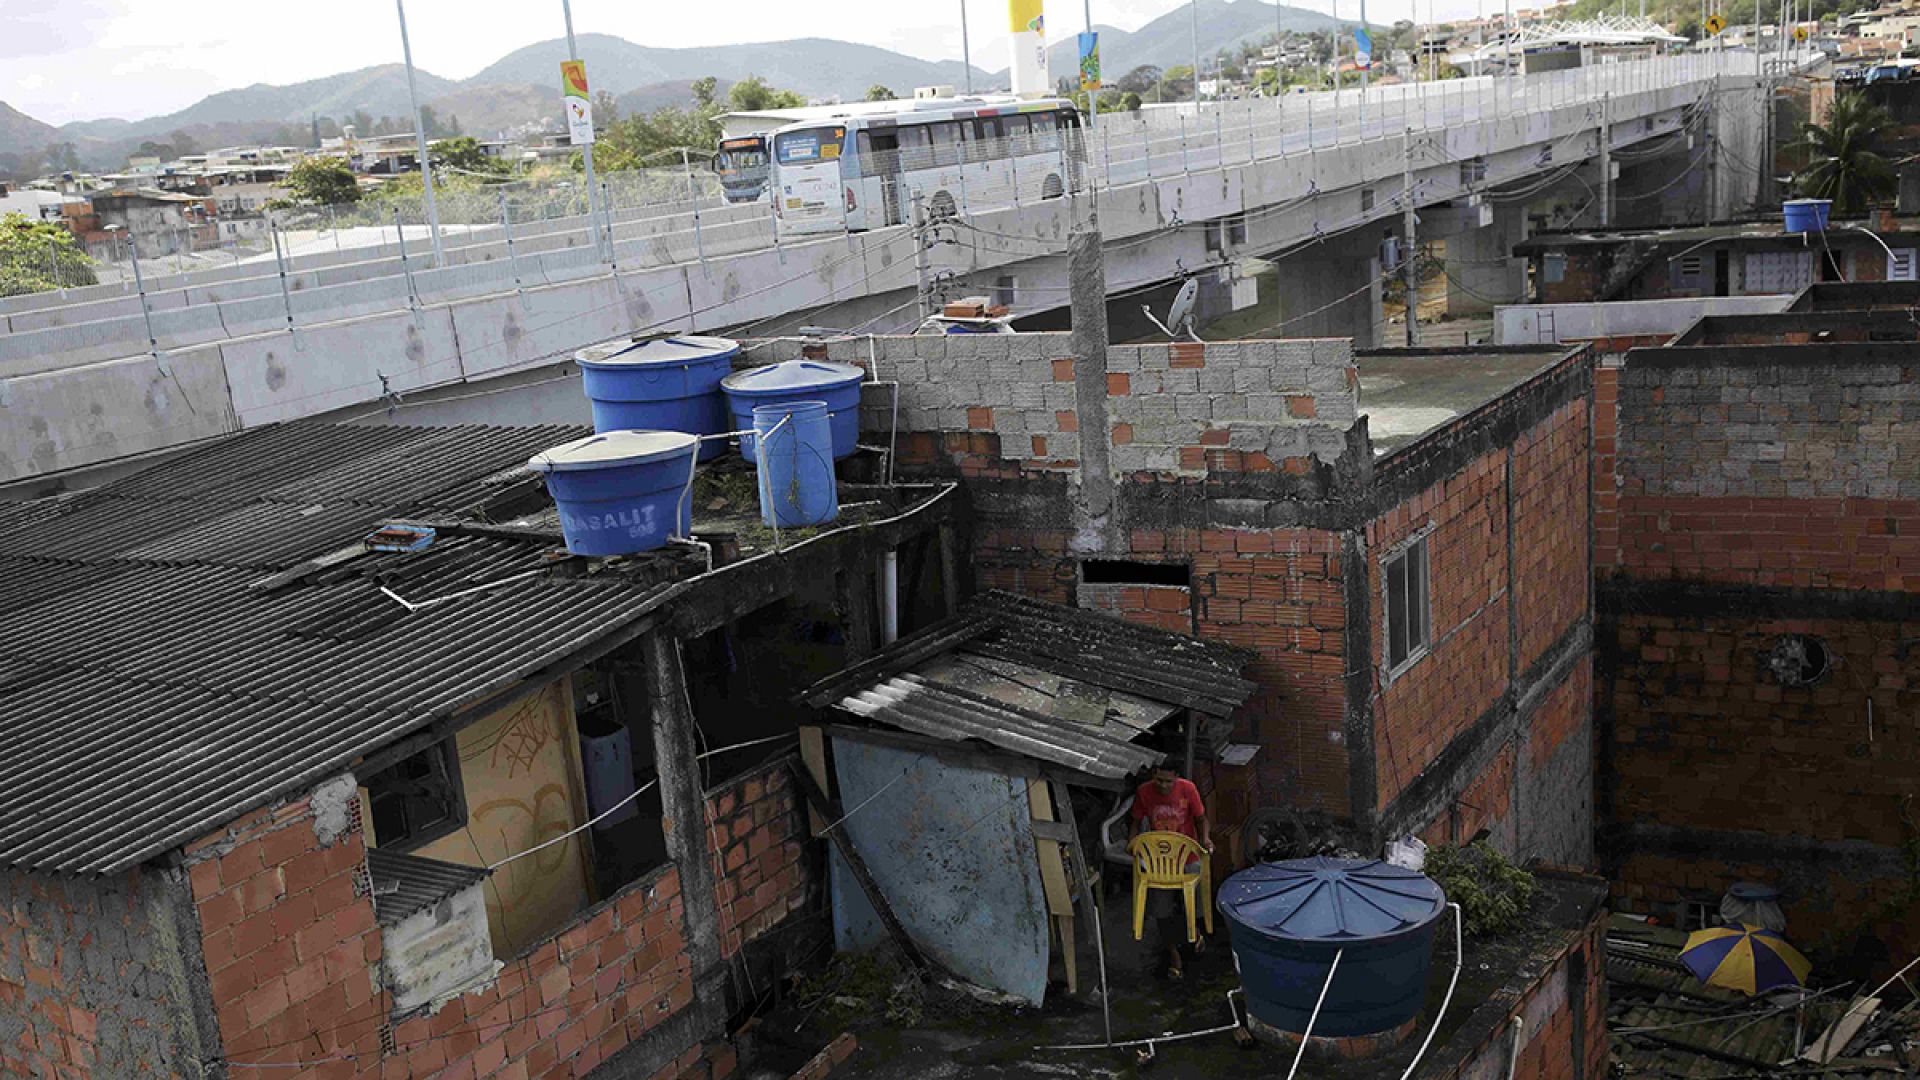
[176,757,815,1079]
[1600,344,1920,978]
[0,864,213,1077]
[1078,582,1194,634]
[1369,453,1514,814]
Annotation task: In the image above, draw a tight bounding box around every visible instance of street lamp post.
[395,0,445,266]
[961,0,975,94]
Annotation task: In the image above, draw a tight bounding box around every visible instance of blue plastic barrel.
[575,335,737,461]
[721,360,865,463]
[1217,857,1447,1038]
[1782,199,1832,234]
[527,430,698,556]
[752,401,838,528]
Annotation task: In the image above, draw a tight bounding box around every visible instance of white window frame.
[1383,531,1433,678]
[1889,248,1917,282]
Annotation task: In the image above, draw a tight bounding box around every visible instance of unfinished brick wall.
[708,760,813,958]
[0,864,213,1077]
[1601,345,1920,977]
[1369,453,1513,813]
[175,757,815,1079]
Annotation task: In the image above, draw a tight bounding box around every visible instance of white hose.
[1398,903,1465,1080]
[1287,948,1345,1080]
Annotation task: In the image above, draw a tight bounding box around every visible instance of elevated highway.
[4,51,1788,487]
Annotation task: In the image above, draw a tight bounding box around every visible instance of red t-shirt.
[1131,778,1206,839]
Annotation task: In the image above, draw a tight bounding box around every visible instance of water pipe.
[1398,902,1467,1080]
[1286,949,1345,1080]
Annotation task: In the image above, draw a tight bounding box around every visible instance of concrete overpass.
[3,50,1787,488]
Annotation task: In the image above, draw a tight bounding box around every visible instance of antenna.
[1141,277,1203,341]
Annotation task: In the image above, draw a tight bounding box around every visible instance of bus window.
[1032,111,1060,152]
[897,124,933,171]
[774,127,845,164]
[929,121,962,168]
[1002,114,1032,152]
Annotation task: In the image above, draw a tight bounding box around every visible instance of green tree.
[0,214,96,297]
[281,157,362,206]
[866,84,897,101]
[1121,91,1143,111]
[430,136,506,176]
[593,89,620,126]
[1116,64,1162,95]
[690,76,719,106]
[727,75,804,112]
[1793,92,1897,215]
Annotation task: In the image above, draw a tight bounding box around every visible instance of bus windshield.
[717,140,767,173]
[774,127,845,164]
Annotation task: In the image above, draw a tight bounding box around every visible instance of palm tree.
[1791,92,1897,216]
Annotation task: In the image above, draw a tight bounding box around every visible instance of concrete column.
[1443,204,1528,316]
[1272,235,1382,348]
[1069,226,1114,521]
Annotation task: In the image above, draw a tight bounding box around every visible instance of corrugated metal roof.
[367,848,490,927]
[0,421,704,876]
[804,592,1258,780]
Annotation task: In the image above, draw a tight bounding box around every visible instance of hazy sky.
[3,0,1469,126]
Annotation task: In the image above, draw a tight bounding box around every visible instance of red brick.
[1107,373,1130,396]
[1110,422,1132,445]
[1286,395,1317,419]
[1051,358,1074,382]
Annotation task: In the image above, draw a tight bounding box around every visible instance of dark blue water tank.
[1217,857,1447,1038]
[527,430,699,556]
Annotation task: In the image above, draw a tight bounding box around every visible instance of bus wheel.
[1042,174,1065,200]
[929,191,958,221]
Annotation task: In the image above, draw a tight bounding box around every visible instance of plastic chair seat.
[1128,831,1214,943]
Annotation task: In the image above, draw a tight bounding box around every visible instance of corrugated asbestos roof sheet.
[367,848,490,927]
[803,592,1259,779]
[0,421,699,876]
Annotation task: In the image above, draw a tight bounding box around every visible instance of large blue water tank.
[575,335,737,461]
[721,360,865,463]
[752,401,839,528]
[527,430,699,556]
[1217,857,1447,1038]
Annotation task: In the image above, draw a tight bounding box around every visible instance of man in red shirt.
[1131,764,1211,978]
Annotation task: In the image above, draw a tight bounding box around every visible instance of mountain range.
[1,0,1347,178]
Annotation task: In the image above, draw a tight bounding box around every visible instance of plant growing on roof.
[1423,840,1538,937]
[1792,92,1897,216]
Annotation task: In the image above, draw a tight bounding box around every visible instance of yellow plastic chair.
[1128,831,1214,943]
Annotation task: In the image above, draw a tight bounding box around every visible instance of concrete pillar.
[1272,235,1382,348]
[1443,204,1529,316]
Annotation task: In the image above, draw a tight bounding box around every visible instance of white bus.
[769,97,1083,234]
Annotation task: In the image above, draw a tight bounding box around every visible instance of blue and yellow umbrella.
[1679,924,1812,996]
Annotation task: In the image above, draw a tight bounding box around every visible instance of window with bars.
[1385,536,1431,673]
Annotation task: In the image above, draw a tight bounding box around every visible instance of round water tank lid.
[576,335,740,368]
[1218,856,1446,942]
[722,359,866,394]
[527,430,700,472]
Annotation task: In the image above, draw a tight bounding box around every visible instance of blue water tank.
[527,430,699,556]
[1782,198,1832,234]
[1217,857,1447,1038]
[752,401,838,528]
[721,360,865,463]
[575,335,737,461]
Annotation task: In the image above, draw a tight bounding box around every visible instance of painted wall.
[411,682,593,957]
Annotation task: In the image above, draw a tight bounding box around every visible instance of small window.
[1385,537,1430,672]
[993,273,1018,310]
[1678,255,1704,277]
[1459,158,1487,186]
[1889,249,1917,282]
[365,741,463,850]
[929,121,961,168]
[1361,188,1376,212]
[1544,252,1568,284]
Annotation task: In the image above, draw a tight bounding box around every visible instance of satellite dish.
[1141,278,1202,342]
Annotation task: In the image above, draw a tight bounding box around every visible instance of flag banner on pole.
[561,60,595,145]
[1355,27,1374,69]
[1078,32,1102,91]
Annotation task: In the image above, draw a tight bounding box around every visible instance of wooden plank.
[786,759,937,980]
[798,725,828,835]
[1028,778,1076,995]
[1804,997,1878,1064]
[1030,820,1075,844]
